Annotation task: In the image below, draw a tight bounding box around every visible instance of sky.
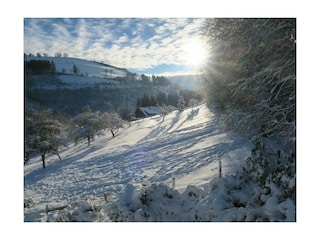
[24,18,207,76]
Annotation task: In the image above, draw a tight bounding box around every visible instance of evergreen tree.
[150,95,157,106]
[167,92,179,107]
[140,93,150,107]
[50,61,56,73]
[156,91,167,106]
[135,97,143,118]
[73,64,79,75]
[141,74,150,85]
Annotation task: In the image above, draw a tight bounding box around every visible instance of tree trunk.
[111,129,115,138]
[87,136,91,146]
[42,153,46,168]
[55,151,62,161]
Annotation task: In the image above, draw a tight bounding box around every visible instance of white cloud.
[52,23,70,38]
[24,18,206,74]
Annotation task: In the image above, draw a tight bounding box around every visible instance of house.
[137,106,161,118]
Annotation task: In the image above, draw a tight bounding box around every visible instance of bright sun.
[184,39,207,67]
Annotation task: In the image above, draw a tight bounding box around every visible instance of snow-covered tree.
[25,109,66,168]
[68,106,104,146]
[188,98,199,110]
[200,19,296,218]
[73,64,79,75]
[102,112,125,138]
[201,18,296,146]
[177,94,185,111]
[160,105,176,121]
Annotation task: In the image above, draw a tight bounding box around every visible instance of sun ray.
[184,38,208,67]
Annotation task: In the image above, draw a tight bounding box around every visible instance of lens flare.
[184,39,208,67]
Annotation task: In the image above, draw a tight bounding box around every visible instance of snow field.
[24,104,254,221]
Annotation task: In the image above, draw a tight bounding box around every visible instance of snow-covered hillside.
[25,56,128,79]
[24,104,254,221]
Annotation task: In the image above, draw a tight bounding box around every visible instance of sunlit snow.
[24,104,253,221]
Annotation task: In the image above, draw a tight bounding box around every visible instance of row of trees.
[25,60,56,74]
[136,92,174,108]
[200,18,296,148]
[25,60,82,76]
[24,52,68,58]
[25,107,125,168]
[136,91,202,109]
[140,74,171,86]
[134,91,202,118]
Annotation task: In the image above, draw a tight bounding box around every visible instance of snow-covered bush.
[24,198,34,208]
[28,159,295,222]
[235,137,296,221]
[105,183,202,222]
[177,94,186,111]
[103,138,295,222]
[40,198,105,222]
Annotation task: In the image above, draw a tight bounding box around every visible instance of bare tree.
[68,106,104,146]
[160,105,176,121]
[25,109,66,168]
[102,112,125,138]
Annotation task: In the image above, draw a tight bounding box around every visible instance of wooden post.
[172,176,176,189]
[104,193,108,203]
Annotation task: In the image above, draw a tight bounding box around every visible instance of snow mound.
[25,175,295,222]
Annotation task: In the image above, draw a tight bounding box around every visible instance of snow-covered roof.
[139,106,160,117]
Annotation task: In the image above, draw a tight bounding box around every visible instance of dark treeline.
[27,87,122,116]
[135,90,202,118]
[140,74,171,86]
[25,60,56,74]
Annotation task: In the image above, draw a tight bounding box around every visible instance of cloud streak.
[24,18,206,75]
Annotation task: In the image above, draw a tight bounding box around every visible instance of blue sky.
[24,18,206,76]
